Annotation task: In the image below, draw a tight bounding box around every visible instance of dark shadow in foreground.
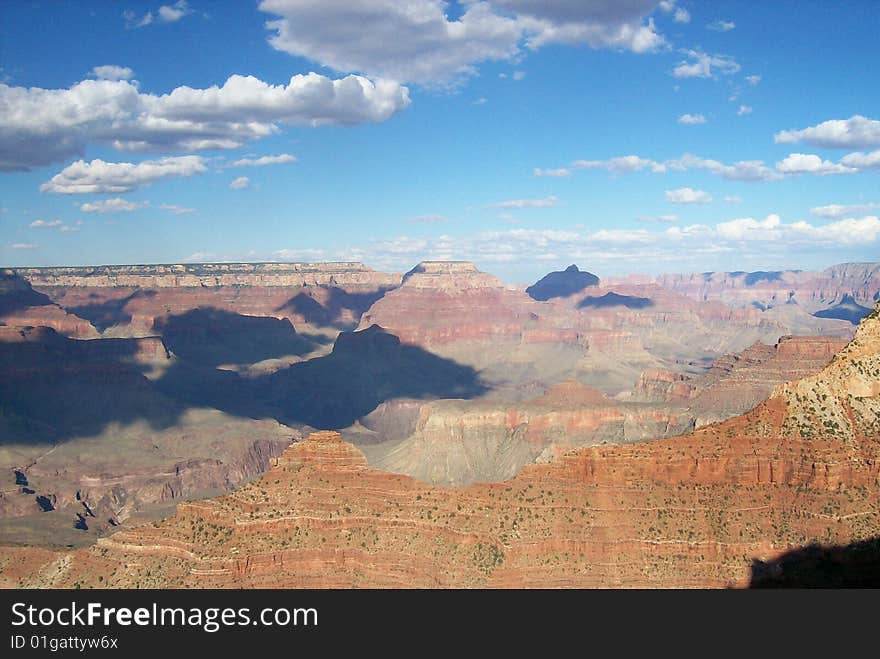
[750,536,880,587]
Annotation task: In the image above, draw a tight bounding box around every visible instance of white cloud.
[534,167,571,177]
[260,0,525,86]
[160,204,196,215]
[512,70,526,81]
[9,243,38,250]
[678,113,706,125]
[40,156,207,194]
[0,74,410,171]
[673,49,740,79]
[666,187,713,204]
[775,153,855,176]
[335,214,880,274]
[723,195,742,204]
[573,154,666,173]
[810,202,880,218]
[707,20,735,32]
[80,198,149,213]
[91,65,134,82]
[737,104,752,115]
[229,153,298,167]
[489,195,557,209]
[667,153,779,181]
[259,1,665,86]
[158,1,193,23]
[29,219,63,228]
[840,149,880,170]
[745,75,761,86]
[229,176,250,190]
[405,214,448,224]
[673,8,690,24]
[774,115,880,149]
[124,1,193,28]
[638,214,679,223]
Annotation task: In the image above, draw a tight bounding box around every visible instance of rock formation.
[526,264,599,301]
[2,303,876,588]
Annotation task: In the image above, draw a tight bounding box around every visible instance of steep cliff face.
[4,303,876,588]
[11,262,402,289]
[0,271,99,339]
[10,262,400,340]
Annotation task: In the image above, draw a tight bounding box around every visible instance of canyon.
[0,260,877,578]
[1,299,876,588]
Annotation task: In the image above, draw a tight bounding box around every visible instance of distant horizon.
[5,257,878,288]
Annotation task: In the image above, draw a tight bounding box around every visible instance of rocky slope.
[0,326,300,545]
[3,303,876,588]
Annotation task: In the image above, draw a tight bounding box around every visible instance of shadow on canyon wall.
[275,285,394,330]
[577,292,654,310]
[156,322,488,429]
[0,272,54,315]
[750,536,880,587]
[153,307,325,366]
[1,312,488,444]
[66,290,157,332]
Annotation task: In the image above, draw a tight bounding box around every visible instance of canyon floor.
[0,261,878,587]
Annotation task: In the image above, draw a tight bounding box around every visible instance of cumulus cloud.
[229,153,298,167]
[707,20,735,32]
[840,149,880,170]
[678,113,706,124]
[260,0,524,86]
[229,176,250,190]
[810,202,880,218]
[666,187,713,204]
[91,65,134,81]
[489,194,557,209]
[40,156,207,194]
[259,1,665,86]
[80,198,149,213]
[775,153,855,176]
[327,214,880,274]
[673,49,740,79]
[774,115,880,149]
[0,74,410,171]
[534,167,571,177]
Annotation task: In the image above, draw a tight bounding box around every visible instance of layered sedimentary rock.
[10,262,401,289]
[635,335,849,425]
[3,304,876,588]
[8,263,400,341]
[617,262,880,312]
[0,272,99,339]
[350,382,691,486]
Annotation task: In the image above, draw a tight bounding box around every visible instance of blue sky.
[1,0,879,283]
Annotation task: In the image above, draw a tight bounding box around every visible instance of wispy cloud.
[229,176,250,190]
[488,195,557,209]
[666,187,713,204]
[229,153,298,167]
